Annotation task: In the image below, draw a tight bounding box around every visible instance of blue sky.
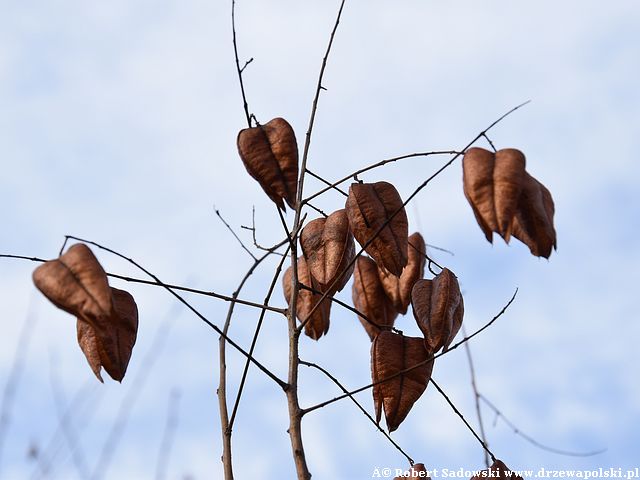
[1,1,639,479]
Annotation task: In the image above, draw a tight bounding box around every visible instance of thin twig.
[285,1,348,477]
[462,328,490,468]
[482,133,497,152]
[229,244,291,430]
[305,168,348,197]
[306,202,329,218]
[303,150,463,204]
[300,361,414,465]
[301,289,517,415]
[430,378,496,463]
[215,207,257,261]
[232,0,251,126]
[1,253,287,315]
[298,102,530,334]
[478,394,607,457]
[240,206,287,256]
[218,239,286,480]
[155,389,181,480]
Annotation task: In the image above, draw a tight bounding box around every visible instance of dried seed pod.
[283,256,332,340]
[77,287,138,382]
[463,147,526,241]
[372,331,434,432]
[378,232,426,314]
[395,464,430,480]
[300,209,355,293]
[33,243,113,325]
[32,243,139,382]
[471,460,523,480]
[237,117,298,211]
[411,268,463,353]
[346,181,408,276]
[511,172,557,258]
[352,256,398,341]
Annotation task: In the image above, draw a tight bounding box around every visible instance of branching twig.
[462,326,490,468]
[298,102,529,334]
[229,245,291,430]
[0,254,287,315]
[301,289,517,415]
[303,150,463,204]
[305,168,348,197]
[430,377,496,463]
[240,206,287,256]
[300,361,414,465]
[215,207,257,261]
[218,239,287,480]
[232,0,251,126]
[478,394,607,457]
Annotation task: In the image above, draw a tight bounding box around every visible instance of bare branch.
[430,377,496,463]
[301,289,517,415]
[478,394,607,457]
[305,168,348,197]
[229,245,292,430]
[298,102,529,333]
[300,361,414,465]
[232,0,251,126]
[303,150,463,204]
[462,326,490,468]
[215,207,257,261]
[62,235,288,389]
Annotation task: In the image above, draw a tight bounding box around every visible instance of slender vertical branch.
[462,327,490,468]
[232,0,251,127]
[285,1,347,478]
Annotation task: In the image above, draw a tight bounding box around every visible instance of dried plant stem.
[229,245,291,430]
[2,238,287,389]
[462,327,490,468]
[303,150,463,204]
[232,0,251,127]
[0,254,287,315]
[300,361,414,465]
[285,1,347,477]
[301,289,517,415]
[478,394,606,457]
[430,378,496,463]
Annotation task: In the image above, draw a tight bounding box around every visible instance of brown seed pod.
[471,460,523,480]
[463,147,526,242]
[395,464,430,480]
[237,117,298,211]
[345,181,408,276]
[77,287,138,382]
[352,256,398,341]
[283,256,332,340]
[511,172,557,258]
[411,268,463,353]
[372,331,434,432]
[300,209,355,293]
[32,243,139,382]
[378,232,426,314]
